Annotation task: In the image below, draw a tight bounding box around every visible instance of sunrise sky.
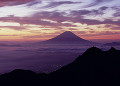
[0,0,120,41]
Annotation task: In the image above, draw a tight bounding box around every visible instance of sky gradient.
[0,0,120,41]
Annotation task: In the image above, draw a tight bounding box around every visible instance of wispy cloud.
[0,26,26,30]
[0,0,34,7]
[42,1,82,8]
[84,0,113,8]
[0,8,119,31]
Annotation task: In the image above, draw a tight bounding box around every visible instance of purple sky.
[0,0,119,41]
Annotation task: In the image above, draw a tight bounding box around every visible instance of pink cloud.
[0,0,34,6]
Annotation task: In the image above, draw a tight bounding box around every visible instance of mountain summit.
[41,31,97,45]
[47,31,86,42]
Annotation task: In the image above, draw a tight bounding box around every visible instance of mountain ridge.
[40,31,98,45]
[103,42,120,46]
[0,47,120,86]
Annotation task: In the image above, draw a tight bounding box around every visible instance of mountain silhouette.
[46,47,120,86]
[40,31,98,45]
[0,47,120,86]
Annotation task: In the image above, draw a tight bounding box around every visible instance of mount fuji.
[40,31,98,45]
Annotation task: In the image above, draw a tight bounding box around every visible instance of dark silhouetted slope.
[46,47,120,86]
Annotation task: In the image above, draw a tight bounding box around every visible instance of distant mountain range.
[0,43,21,47]
[40,31,98,45]
[103,42,120,46]
[0,47,120,86]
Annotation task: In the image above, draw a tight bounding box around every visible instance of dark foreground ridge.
[0,47,120,86]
